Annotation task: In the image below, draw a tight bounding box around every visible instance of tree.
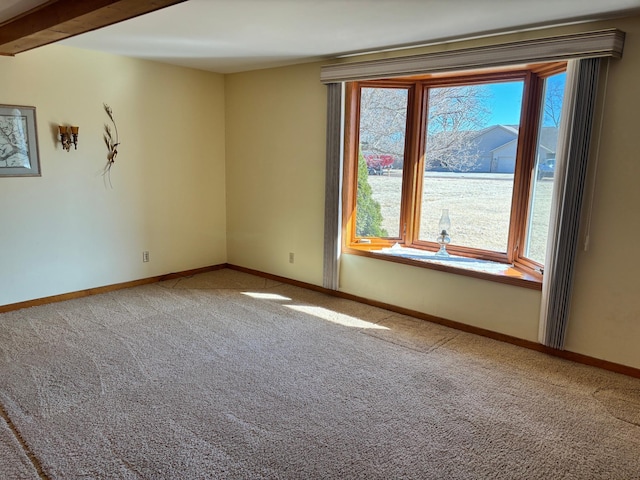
[424,84,490,171]
[356,151,387,237]
[359,84,490,172]
[543,73,566,127]
[359,87,407,167]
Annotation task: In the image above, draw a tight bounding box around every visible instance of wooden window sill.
[345,244,542,290]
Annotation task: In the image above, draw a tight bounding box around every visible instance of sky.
[487,81,524,126]
[486,73,566,126]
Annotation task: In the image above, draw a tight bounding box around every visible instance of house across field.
[427,124,559,173]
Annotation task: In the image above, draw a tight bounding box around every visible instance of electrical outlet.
[289,252,294,264]
[143,251,150,263]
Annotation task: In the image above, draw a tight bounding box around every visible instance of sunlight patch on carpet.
[286,305,390,330]
[241,292,292,301]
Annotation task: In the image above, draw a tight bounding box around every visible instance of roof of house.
[473,124,559,154]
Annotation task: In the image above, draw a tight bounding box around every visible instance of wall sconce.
[59,125,79,151]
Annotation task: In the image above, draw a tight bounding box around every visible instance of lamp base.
[435,230,450,257]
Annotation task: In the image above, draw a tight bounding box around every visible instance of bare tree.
[543,75,565,127]
[359,87,408,166]
[425,85,490,171]
[359,84,490,171]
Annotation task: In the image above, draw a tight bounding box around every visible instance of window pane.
[525,72,567,264]
[418,82,524,252]
[356,87,408,238]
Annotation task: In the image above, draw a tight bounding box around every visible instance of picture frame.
[0,104,41,177]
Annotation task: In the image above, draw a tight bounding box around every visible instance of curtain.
[539,58,602,349]
[322,83,343,290]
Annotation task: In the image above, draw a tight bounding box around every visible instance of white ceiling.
[4,0,640,73]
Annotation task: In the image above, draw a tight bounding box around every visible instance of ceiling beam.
[0,0,187,56]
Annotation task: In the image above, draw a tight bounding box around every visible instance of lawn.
[366,171,553,264]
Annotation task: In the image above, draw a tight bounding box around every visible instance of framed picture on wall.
[0,104,41,177]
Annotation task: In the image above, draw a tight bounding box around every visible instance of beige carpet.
[0,269,639,479]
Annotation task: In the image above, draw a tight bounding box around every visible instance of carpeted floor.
[0,269,639,479]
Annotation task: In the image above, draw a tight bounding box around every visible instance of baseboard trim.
[2,263,638,379]
[227,264,640,380]
[0,264,227,314]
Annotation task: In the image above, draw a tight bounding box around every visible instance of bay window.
[343,64,567,282]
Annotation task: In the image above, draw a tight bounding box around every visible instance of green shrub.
[356,152,388,237]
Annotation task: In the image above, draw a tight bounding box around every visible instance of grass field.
[366,171,553,263]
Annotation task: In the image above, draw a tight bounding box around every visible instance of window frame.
[342,62,567,287]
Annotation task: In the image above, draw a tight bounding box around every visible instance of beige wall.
[0,45,227,306]
[225,62,327,286]
[225,16,640,369]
